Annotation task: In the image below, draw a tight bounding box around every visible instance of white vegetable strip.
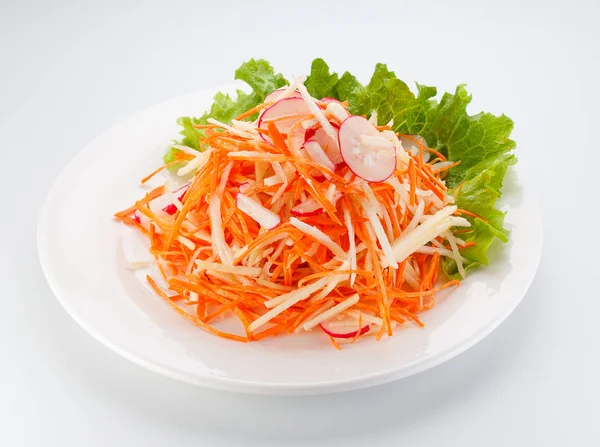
[443,230,466,278]
[346,309,391,327]
[302,293,360,331]
[289,217,346,259]
[127,261,151,270]
[296,82,340,149]
[236,193,281,229]
[170,144,198,156]
[208,195,233,265]
[271,162,288,204]
[405,200,425,233]
[228,151,285,161]
[431,161,454,172]
[177,235,195,250]
[207,118,259,140]
[362,183,384,217]
[294,300,335,333]
[342,204,357,287]
[204,270,239,285]
[271,75,307,102]
[416,245,467,262]
[360,198,398,269]
[178,149,212,176]
[249,273,347,331]
[360,134,393,148]
[194,260,262,277]
[218,162,234,194]
[305,242,318,257]
[392,206,470,263]
[264,261,349,308]
[403,261,421,289]
[368,110,378,125]
[326,102,350,122]
[304,140,336,175]
[307,281,338,304]
[256,278,293,292]
[302,118,319,128]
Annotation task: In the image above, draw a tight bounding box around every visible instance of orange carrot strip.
[147,275,247,342]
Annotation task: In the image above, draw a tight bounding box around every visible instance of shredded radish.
[360,198,398,269]
[302,293,360,331]
[195,260,261,277]
[392,206,470,263]
[290,217,346,259]
[443,230,467,278]
[250,273,346,331]
[296,82,340,150]
[178,149,212,176]
[327,102,350,123]
[236,193,281,229]
[304,139,336,176]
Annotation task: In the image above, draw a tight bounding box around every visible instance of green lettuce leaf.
[423,85,516,188]
[442,153,517,279]
[305,58,339,99]
[164,58,517,278]
[334,64,438,135]
[163,59,287,163]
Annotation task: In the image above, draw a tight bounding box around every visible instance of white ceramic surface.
[37,85,543,395]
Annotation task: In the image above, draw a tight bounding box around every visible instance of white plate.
[38,84,543,395]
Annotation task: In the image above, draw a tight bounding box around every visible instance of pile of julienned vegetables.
[114,59,516,347]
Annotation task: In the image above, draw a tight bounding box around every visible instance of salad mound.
[115,59,516,346]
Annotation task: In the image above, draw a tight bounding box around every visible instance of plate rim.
[37,86,543,395]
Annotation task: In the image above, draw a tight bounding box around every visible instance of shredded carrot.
[116,84,471,348]
[328,335,342,350]
[408,158,417,206]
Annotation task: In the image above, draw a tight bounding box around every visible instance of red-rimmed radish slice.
[320,97,341,104]
[264,88,302,104]
[287,119,319,155]
[398,135,430,162]
[235,193,281,229]
[304,127,317,141]
[320,321,370,339]
[338,116,396,182]
[304,139,336,176]
[258,98,311,143]
[313,127,343,165]
[161,183,190,215]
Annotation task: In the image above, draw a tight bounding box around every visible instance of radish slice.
[287,120,318,154]
[236,193,281,229]
[264,88,302,104]
[258,98,311,142]
[313,127,343,165]
[338,116,396,182]
[398,135,430,162]
[304,139,336,175]
[161,183,190,215]
[320,321,370,339]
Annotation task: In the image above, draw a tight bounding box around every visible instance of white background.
[1,0,599,445]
